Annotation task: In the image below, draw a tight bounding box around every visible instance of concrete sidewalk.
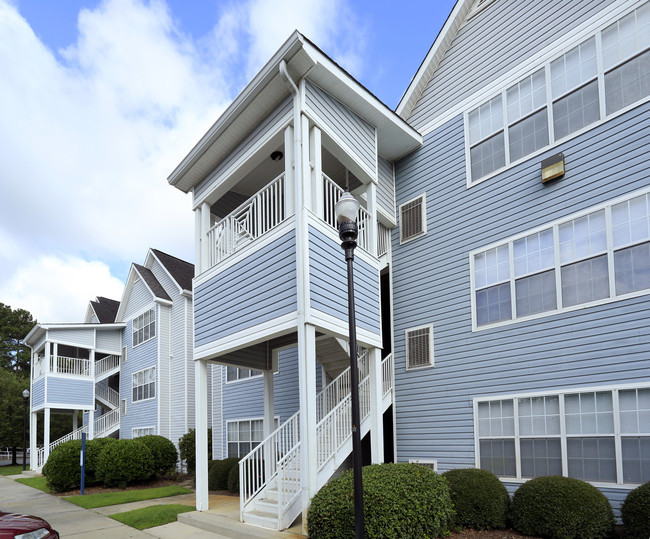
[0,474,304,538]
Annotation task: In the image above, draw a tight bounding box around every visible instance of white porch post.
[44,342,51,373]
[29,412,37,471]
[43,408,50,463]
[194,209,202,274]
[52,343,58,373]
[195,358,209,511]
[88,405,94,440]
[200,202,211,273]
[284,125,294,218]
[365,182,378,257]
[301,115,312,211]
[368,347,384,463]
[89,350,95,378]
[310,126,323,218]
[72,411,78,431]
[263,367,274,481]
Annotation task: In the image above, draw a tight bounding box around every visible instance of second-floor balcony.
[32,353,120,380]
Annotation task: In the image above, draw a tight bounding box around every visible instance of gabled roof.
[133,264,172,302]
[151,249,194,292]
[396,0,475,119]
[89,297,120,324]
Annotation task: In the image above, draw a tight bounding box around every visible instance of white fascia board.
[147,249,184,296]
[115,265,154,322]
[396,0,472,119]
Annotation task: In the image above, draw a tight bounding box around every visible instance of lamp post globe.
[22,389,29,471]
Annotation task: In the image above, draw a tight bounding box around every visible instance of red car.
[0,512,58,539]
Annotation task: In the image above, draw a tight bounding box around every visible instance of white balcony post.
[365,182,378,257]
[44,342,51,373]
[43,408,51,463]
[201,202,211,272]
[301,115,311,211]
[29,411,37,471]
[263,367,274,481]
[284,125,295,218]
[195,358,209,511]
[310,126,323,218]
[88,406,94,440]
[194,209,202,273]
[72,410,78,431]
[369,347,384,463]
[89,350,95,378]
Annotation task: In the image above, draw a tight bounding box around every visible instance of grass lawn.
[64,485,193,509]
[110,504,195,530]
[15,477,50,493]
[0,465,25,476]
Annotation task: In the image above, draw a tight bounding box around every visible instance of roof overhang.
[168,31,422,194]
[24,323,126,347]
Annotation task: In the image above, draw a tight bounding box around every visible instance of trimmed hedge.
[42,439,83,492]
[442,468,510,530]
[208,458,240,491]
[178,428,212,472]
[227,462,240,494]
[621,481,650,539]
[511,476,614,539]
[96,439,154,488]
[135,435,178,476]
[308,463,454,539]
[84,437,117,485]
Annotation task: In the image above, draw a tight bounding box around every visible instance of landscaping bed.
[51,475,193,497]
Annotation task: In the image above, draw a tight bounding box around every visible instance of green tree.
[0,303,36,374]
[0,369,30,465]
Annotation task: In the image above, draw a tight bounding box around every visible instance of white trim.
[470,185,650,331]
[224,367,263,384]
[409,458,438,472]
[121,399,127,416]
[308,309,383,350]
[132,426,156,438]
[398,193,427,245]
[418,0,642,138]
[404,324,434,371]
[131,365,157,403]
[132,307,156,348]
[225,415,280,458]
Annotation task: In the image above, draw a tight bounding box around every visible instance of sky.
[0,0,456,323]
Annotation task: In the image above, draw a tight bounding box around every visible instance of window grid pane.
[506,69,546,124]
[551,38,598,98]
[552,80,600,140]
[514,229,554,277]
[612,194,650,248]
[559,211,607,264]
[604,49,650,115]
[567,437,616,482]
[469,95,503,144]
[622,437,650,483]
[521,439,562,478]
[508,109,549,162]
[476,283,512,326]
[470,132,505,180]
[515,270,557,317]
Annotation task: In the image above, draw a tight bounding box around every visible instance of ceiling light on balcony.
[270,151,283,161]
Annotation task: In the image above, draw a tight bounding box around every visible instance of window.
[466,4,650,184]
[121,346,127,364]
[405,325,434,370]
[226,367,262,382]
[399,194,426,243]
[132,427,155,438]
[475,385,650,485]
[226,418,279,458]
[132,308,156,347]
[121,399,127,416]
[471,188,650,329]
[132,366,156,402]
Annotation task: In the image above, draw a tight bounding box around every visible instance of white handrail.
[95,408,120,436]
[37,425,87,468]
[32,356,45,380]
[96,384,119,408]
[377,223,391,257]
[49,356,91,376]
[95,355,120,377]
[207,173,286,268]
[382,353,393,398]
[277,443,301,525]
[316,350,368,422]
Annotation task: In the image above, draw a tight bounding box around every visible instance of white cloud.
[0,255,125,323]
[0,0,364,322]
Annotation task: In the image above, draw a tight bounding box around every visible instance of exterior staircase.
[239,351,394,530]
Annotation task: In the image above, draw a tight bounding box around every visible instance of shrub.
[227,462,240,494]
[42,439,83,492]
[135,435,178,476]
[621,481,650,539]
[442,468,510,530]
[178,428,212,472]
[96,439,154,488]
[511,476,614,539]
[84,437,117,485]
[308,462,454,539]
[208,458,240,491]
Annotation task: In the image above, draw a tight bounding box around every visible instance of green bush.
[208,458,240,491]
[621,481,650,539]
[178,428,212,472]
[135,435,178,476]
[42,439,83,492]
[511,476,614,539]
[96,439,154,488]
[84,437,117,485]
[308,463,454,539]
[227,461,240,494]
[442,468,510,530]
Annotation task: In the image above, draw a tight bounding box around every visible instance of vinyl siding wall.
[377,156,396,222]
[392,100,650,507]
[31,377,45,408]
[407,0,617,130]
[95,330,121,354]
[194,230,297,348]
[47,377,94,407]
[49,328,95,349]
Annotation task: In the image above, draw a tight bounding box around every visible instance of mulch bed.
[52,475,194,497]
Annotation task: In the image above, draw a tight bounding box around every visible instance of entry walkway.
[0,474,303,538]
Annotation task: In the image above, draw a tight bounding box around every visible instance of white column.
[89,349,95,378]
[195,359,209,511]
[88,406,94,440]
[310,126,323,218]
[263,368,274,481]
[368,347,384,463]
[284,125,295,218]
[44,342,51,373]
[200,202,211,273]
[29,412,37,471]
[72,411,78,431]
[43,408,51,463]
[365,182,378,257]
[195,209,202,274]
[301,114,311,210]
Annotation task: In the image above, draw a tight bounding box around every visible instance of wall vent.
[406,325,434,370]
[400,194,426,243]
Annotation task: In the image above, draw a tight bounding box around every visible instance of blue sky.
[0,0,456,322]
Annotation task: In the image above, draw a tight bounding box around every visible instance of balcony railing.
[322,174,371,252]
[377,223,391,257]
[33,356,45,380]
[207,173,286,268]
[95,355,120,377]
[49,356,91,377]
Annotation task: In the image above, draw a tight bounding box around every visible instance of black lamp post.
[335,190,364,539]
[22,389,29,471]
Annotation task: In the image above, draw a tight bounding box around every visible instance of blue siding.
[392,98,650,498]
[32,377,45,408]
[50,328,95,348]
[47,378,94,407]
[309,226,380,335]
[194,231,297,347]
[377,156,395,221]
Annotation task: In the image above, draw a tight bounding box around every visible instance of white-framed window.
[471,188,650,329]
[399,194,427,243]
[405,325,434,370]
[466,2,650,185]
[132,308,156,347]
[121,346,127,364]
[132,426,155,438]
[132,366,156,402]
[121,399,127,416]
[226,366,262,383]
[409,458,438,472]
[226,417,279,458]
[475,383,650,486]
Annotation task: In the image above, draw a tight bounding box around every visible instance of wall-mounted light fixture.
[270,151,283,161]
[541,152,565,184]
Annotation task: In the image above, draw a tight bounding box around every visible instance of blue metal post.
[80,432,86,495]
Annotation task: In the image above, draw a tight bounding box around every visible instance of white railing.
[240,411,300,515]
[49,356,91,376]
[207,173,286,268]
[95,408,120,436]
[95,355,120,377]
[322,174,371,252]
[32,356,45,379]
[377,223,391,257]
[382,353,393,398]
[96,384,119,408]
[316,350,368,422]
[36,425,87,469]
[277,443,302,527]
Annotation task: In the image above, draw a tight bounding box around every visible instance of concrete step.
[178,510,285,538]
[243,508,278,530]
[253,498,278,513]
